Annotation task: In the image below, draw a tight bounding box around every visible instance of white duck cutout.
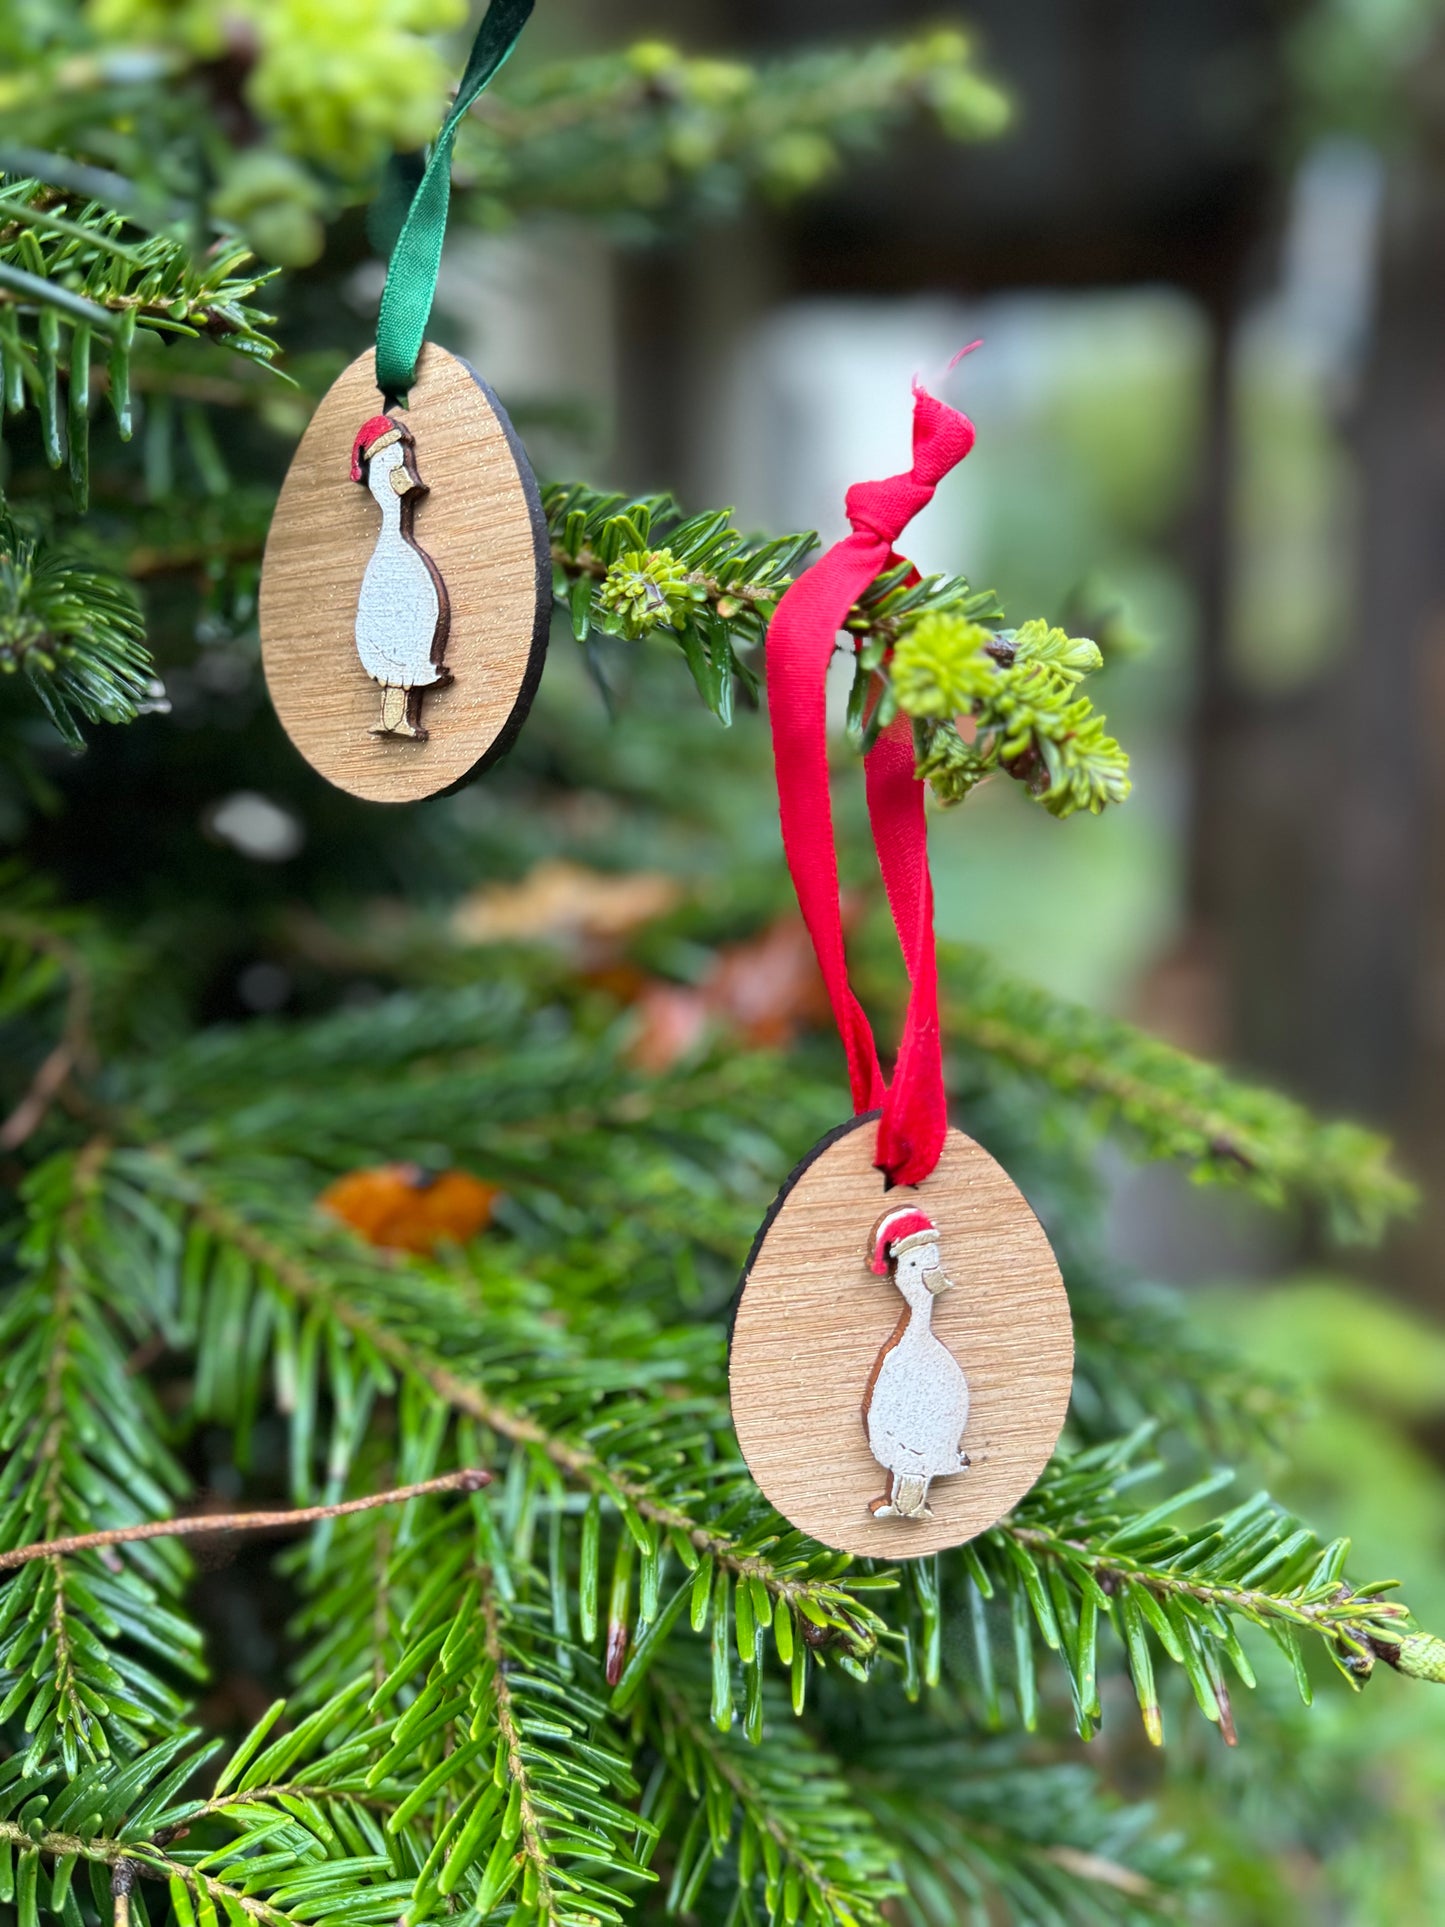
[350,414,451,740]
[862,1206,971,1521]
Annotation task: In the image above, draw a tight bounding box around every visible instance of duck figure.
[862,1207,971,1521]
[350,414,451,740]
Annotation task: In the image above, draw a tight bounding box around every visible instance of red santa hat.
[350,414,404,482]
[869,1206,938,1275]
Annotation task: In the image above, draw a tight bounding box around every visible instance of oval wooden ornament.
[730,1116,1072,1557]
[260,344,549,803]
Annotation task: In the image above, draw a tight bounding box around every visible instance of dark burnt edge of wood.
[724,1109,881,1366]
[434,351,552,797]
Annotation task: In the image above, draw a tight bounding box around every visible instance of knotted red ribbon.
[765,372,977,1187]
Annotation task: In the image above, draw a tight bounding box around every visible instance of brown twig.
[480,1577,559,1919]
[183,1180,880,1655]
[1007,1523,1414,1656]
[0,917,94,1152]
[0,1819,283,1927]
[652,1675,853,1916]
[1,1038,79,1151]
[0,1468,490,1573]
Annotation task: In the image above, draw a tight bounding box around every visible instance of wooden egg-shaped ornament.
[730,1114,1072,1557]
[260,344,550,803]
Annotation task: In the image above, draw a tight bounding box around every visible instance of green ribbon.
[373,0,534,401]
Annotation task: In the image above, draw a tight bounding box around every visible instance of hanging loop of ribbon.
[765,372,978,1188]
[373,0,534,404]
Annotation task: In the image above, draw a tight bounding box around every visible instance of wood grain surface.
[260,344,549,802]
[730,1116,1072,1557]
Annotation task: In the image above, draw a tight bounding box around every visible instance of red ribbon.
[765,373,977,1188]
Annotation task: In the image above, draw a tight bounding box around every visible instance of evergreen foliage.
[0,174,281,507]
[0,7,1439,1927]
[2,13,1007,267]
[0,921,1437,1924]
[0,515,151,745]
[453,31,1010,225]
[549,486,1128,813]
[927,944,1414,1243]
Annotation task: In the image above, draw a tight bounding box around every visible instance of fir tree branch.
[848,1722,1198,1927]
[0,1589,651,1927]
[973,1433,1443,1749]
[647,1661,899,1927]
[0,1705,423,1927]
[3,979,1440,1919]
[0,174,280,503]
[0,913,92,1150]
[460,31,1009,227]
[545,480,998,701]
[178,1174,885,1662]
[0,512,154,745]
[0,1469,491,1572]
[0,179,279,349]
[930,944,1416,1242]
[35,1194,85,1762]
[275,1482,655,1920]
[872,616,1131,815]
[0,1823,283,1927]
[0,1141,201,1772]
[480,1580,557,1919]
[106,1146,1445,1753]
[5,22,1007,260]
[1066,1266,1295,1458]
[545,483,1128,815]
